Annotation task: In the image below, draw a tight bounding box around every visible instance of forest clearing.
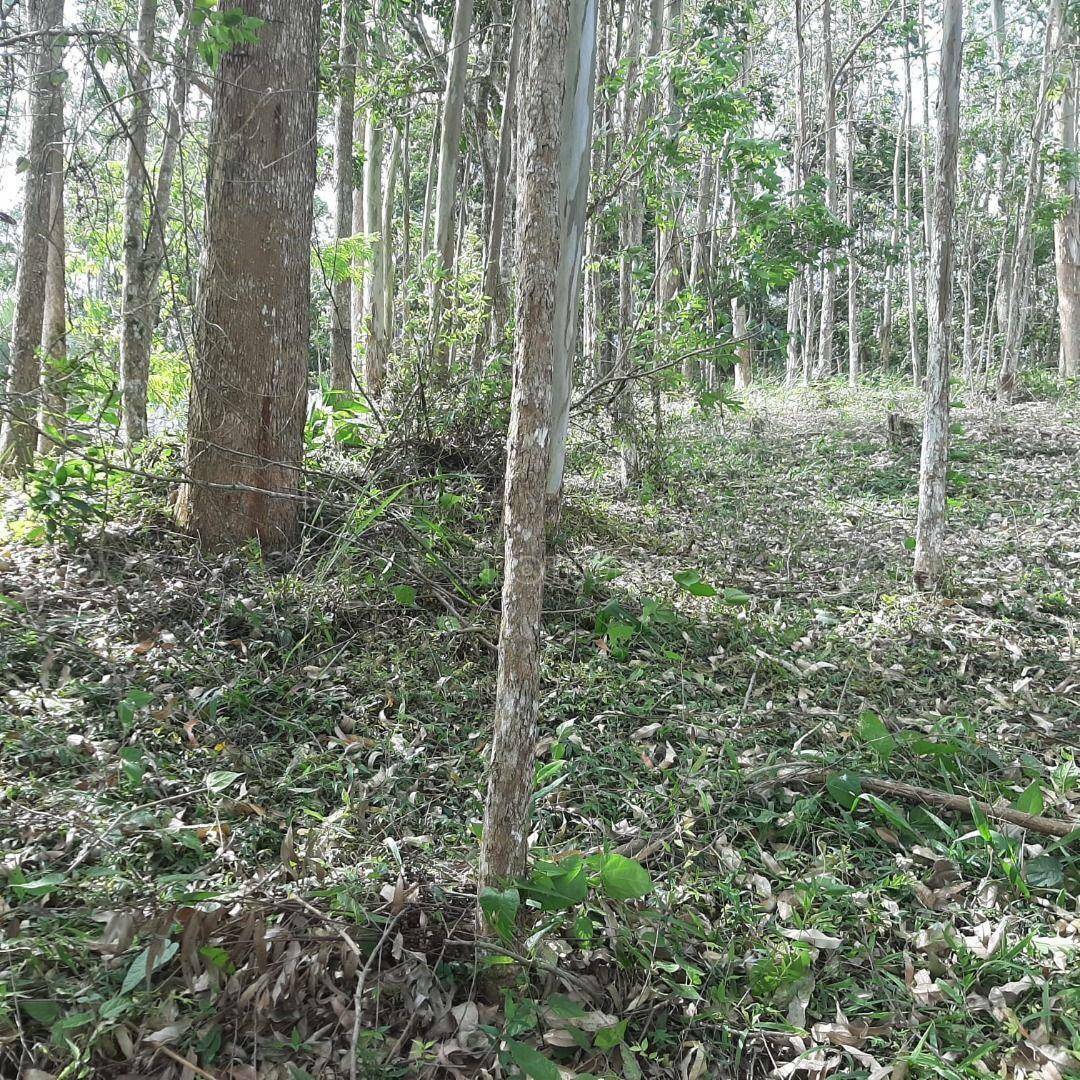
[1,0,1078,1075]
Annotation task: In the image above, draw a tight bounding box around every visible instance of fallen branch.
[805,771,1077,839]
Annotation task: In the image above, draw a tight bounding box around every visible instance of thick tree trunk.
[361,113,386,394]
[1055,58,1079,380]
[732,300,751,390]
[913,0,962,592]
[38,37,67,454]
[330,0,358,392]
[118,15,194,444]
[686,155,713,383]
[479,0,569,894]
[1,0,64,472]
[176,0,319,549]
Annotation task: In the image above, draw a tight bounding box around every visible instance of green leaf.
[594,1017,629,1050]
[903,536,917,551]
[598,853,653,900]
[120,746,147,786]
[506,1039,560,1080]
[673,570,717,597]
[120,941,179,995]
[1012,780,1044,816]
[857,710,895,763]
[721,587,752,605]
[9,873,67,897]
[826,772,861,811]
[1024,855,1064,889]
[478,886,519,941]
[545,993,588,1020]
[392,584,416,606]
[205,770,242,793]
[21,1000,60,1024]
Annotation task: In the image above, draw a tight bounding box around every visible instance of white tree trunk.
[913,0,962,592]
[362,114,386,395]
[1055,57,1079,380]
[813,0,836,381]
[479,0,569,895]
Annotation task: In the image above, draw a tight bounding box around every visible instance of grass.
[1,381,1078,1078]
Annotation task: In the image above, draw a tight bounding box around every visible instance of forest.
[0,0,1077,1075]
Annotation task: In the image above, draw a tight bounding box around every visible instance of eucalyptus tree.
[177,0,320,547]
[118,4,194,444]
[913,0,962,592]
[1055,51,1079,380]
[1,0,64,472]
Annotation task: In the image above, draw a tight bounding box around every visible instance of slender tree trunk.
[845,81,858,385]
[686,155,713,383]
[546,0,599,513]
[813,0,836,381]
[117,0,157,445]
[1,0,65,471]
[361,113,386,394]
[654,0,682,334]
[430,0,474,372]
[479,0,569,895]
[903,1,921,386]
[380,130,401,360]
[176,0,319,548]
[998,0,1063,399]
[785,0,807,385]
[478,0,527,357]
[1056,57,1080,380]
[732,300,751,390]
[420,115,440,261]
[330,0,357,392]
[38,35,67,454]
[118,15,194,443]
[880,99,904,368]
[913,0,962,592]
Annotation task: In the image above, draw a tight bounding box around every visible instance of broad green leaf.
[594,1017,629,1050]
[506,1039,560,1080]
[21,1000,60,1024]
[392,585,416,606]
[1012,781,1044,816]
[205,770,242,793]
[826,772,861,811]
[1024,855,1064,889]
[721,587,752,605]
[598,853,653,901]
[120,941,179,995]
[673,570,717,597]
[478,886,519,941]
[9,873,67,897]
[857,710,895,763]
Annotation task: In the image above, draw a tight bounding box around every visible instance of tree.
[1054,50,1079,381]
[175,0,320,547]
[912,0,962,592]
[479,0,570,893]
[329,0,358,393]
[0,0,64,472]
[118,7,194,444]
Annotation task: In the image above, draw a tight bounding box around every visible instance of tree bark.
[330,0,358,392]
[37,31,66,454]
[479,0,569,894]
[1,0,64,472]
[902,0,921,386]
[813,0,836,381]
[912,0,962,592]
[785,0,807,385]
[118,13,195,444]
[686,155,713,383]
[430,0,474,373]
[361,112,386,394]
[1055,57,1079,380]
[546,0,599,513]
[176,0,319,549]
[845,79,858,386]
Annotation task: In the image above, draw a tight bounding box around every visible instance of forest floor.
[1,381,1078,1080]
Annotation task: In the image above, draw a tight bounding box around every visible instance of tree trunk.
[330,0,358,392]
[361,113,386,394]
[913,0,962,592]
[38,33,67,454]
[879,97,903,369]
[176,0,319,549]
[118,14,194,444]
[686,155,713,383]
[1055,57,1079,380]
[1,0,64,472]
[118,0,158,445]
[546,0,599,513]
[902,0,921,386]
[785,0,807,385]
[732,300,751,390]
[479,0,569,895]
[813,0,836,381]
[430,0,474,372]
[654,0,682,335]
[845,82,858,385]
[477,0,527,359]
[998,0,1063,399]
